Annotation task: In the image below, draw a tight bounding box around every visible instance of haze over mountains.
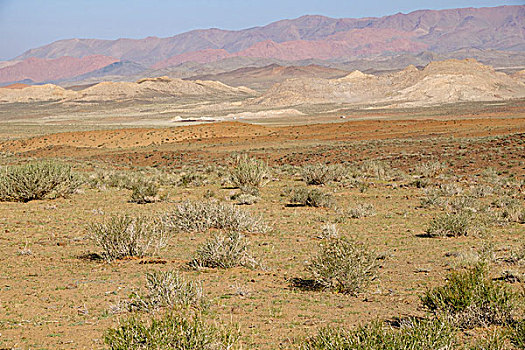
[0,5,523,87]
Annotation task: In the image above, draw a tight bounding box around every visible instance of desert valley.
[0,4,525,350]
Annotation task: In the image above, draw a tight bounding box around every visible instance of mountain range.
[0,5,523,86]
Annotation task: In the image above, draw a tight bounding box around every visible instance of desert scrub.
[421,264,517,329]
[129,271,206,312]
[289,187,335,208]
[189,231,259,269]
[162,200,269,233]
[105,312,240,350]
[130,179,159,204]
[228,154,270,188]
[301,163,345,185]
[90,215,167,262]
[425,211,472,237]
[300,318,456,350]
[0,161,80,202]
[415,160,448,178]
[347,203,376,219]
[307,236,377,295]
[510,319,525,349]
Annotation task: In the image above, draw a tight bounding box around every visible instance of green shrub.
[289,187,335,208]
[307,236,377,295]
[189,231,258,269]
[90,215,167,262]
[0,161,80,202]
[162,200,269,233]
[510,319,525,349]
[105,312,240,350]
[425,211,472,237]
[129,271,206,312]
[229,154,270,188]
[421,264,517,329]
[300,318,456,350]
[301,163,345,185]
[130,180,159,204]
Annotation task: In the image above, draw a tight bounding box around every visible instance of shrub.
[510,319,525,349]
[162,200,269,233]
[425,211,472,237]
[228,154,270,188]
[289,187,335,208]
[178,172,205,187]
[348,203,376,219]
[189,231,258,269]
[415,161,447,178]
[130,180,159,204]
[0,161,80,202]
[359,160,392,180]
[105,312,240,350]
[90,215,167,262]
[307,236,377,295]
[300,318,456,350]
[129,271,206,312]
[421,264,517,329]
[301,163,345,185]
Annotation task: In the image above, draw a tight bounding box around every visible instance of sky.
[0,0,522,60]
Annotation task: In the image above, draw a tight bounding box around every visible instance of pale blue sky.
[0,0,522,60]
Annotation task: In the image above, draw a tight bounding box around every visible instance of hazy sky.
[0,0,522,60]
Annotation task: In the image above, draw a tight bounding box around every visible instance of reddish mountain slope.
[15,6,524,67]
[0,55,118,84]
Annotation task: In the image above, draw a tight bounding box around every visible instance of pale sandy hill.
[253,59,525,107]
[0,84,78,103]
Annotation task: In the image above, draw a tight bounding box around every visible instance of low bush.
[289,188,335,208]
[162,200,269,233]
[347,203,376,219]
[301,163,345,185]
[421,264,517,329]
[129,271,206,312]
[228,154,270,189]
[415,161,448,178]
[105,312,240,350]
[425,211,472,237]
[307,236,377,295]
[0,161,80,202]
[300,318,456,350]
[90,215,167,262]
[189,231,258,269]
[130,179,159,204]
[510,319,525,349]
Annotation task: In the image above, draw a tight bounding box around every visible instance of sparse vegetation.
[347,203,376,219]
[0,161,80,202]
[306,235,378,295]
[228,154,270,189]
[130,179,159,204]
[162,200,269,233]
[189,231,259,269]
[421,264,517,329]
[90,215,167,261]
[425,211,472,237]
[105,312,240,350]
[301,163,345,185]
[289,187,335,208]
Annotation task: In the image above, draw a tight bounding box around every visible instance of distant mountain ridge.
[2,5,524,85]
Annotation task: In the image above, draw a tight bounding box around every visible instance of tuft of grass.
[421,264,517,329]
[162,200,269,234]
[90,215,167,262]
[228,154,270,189]
[301,163,345,185]
[300,318,456,350]
[129,271,206,312]
[425,211,472,237]
[0,161,81,202]
[130,179,159,204]
[307,236,377,295]
[510,319,525,349]
[347,203,376,219]
[105,312,240,350]
[189,231,259,269]
[289,187,335,208]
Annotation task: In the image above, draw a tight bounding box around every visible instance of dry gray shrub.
[162,200,269,233]
[189,231,259,269]
[129,271,206,312]
[415,161,448,178]
[0,161,81,202]
[301,163,345,185]
[90,215,167,261]
[348,203,376,219]
[307,236,378,295]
